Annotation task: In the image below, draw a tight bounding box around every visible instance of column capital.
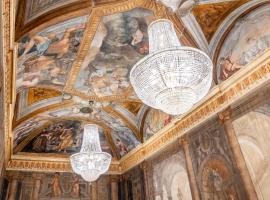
[32,173,44,180]
[110,175,119,182]
[218,107,233,123]
[140,160,149,170]
[6,171,23,181]
[179,136,188,146]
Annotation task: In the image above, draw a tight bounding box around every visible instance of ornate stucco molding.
[7,155,121,174]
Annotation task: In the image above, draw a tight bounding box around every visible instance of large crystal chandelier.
[70,125,111,182]
[130,19,213,115]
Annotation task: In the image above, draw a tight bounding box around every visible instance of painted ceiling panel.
[216,4,270,83]
[192,0,250,42]
[72,8,155,99]
[17,16,88,91]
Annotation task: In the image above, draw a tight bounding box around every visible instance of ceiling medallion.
[70,125,111,182]
[130,19,213,115]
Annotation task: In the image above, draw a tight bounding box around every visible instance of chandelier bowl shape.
[130,19,213,115]
[70,125,111,182]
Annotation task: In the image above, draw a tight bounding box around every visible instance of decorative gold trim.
[7,158,121,174]
[119,48,270,172]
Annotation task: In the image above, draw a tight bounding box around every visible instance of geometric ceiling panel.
[192,0,249,42]
[27,87,62,106]
[15,87,62,120]
[17,15,88,92]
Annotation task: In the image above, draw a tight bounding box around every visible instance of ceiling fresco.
[10,0,270,171]
[71,8,154,99]
[216,4,270,83]
[17,16,88,91]
[192,0,250,42]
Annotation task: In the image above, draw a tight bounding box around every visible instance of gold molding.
[119,48,270,172]
[7,158,121,174]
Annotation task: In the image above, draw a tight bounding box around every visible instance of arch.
[238,136,266,181]
[209,0,270,83]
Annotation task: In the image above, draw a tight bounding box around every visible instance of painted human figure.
[71,175,80,198]
[20,25,84,58]
[57,127,74,152]
[208,168,225,200]
[219,57,242,81]
[116,138,128,156]
[51,173,62,197]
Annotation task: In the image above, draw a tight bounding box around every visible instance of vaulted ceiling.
[10,0,270,172]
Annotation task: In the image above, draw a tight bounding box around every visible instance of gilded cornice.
[7,156,121,174]
[119,48,270,172]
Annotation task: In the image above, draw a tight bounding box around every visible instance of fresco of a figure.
[144,109,172,141]
[217,6,270,82]
[22,120,83,153]
[21,120,112,155]
[75,8,154,97]
[17,16,88,91]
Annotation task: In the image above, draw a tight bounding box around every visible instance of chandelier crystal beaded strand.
[70,124,111,182]
[130,19,213,115]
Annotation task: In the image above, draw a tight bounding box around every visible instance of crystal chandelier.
[70,124,111,182]
[130,19,213,115]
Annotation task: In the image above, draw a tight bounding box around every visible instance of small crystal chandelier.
[130,19,213,115]
[70,125,111,182]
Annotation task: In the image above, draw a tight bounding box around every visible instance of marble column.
[90,181,98,200]
[7,173,22,200]
[219,108,258,200]
[140,161,150,200]
[111,176,118,200]
[180,137,200,200]
[31,173,43,200]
